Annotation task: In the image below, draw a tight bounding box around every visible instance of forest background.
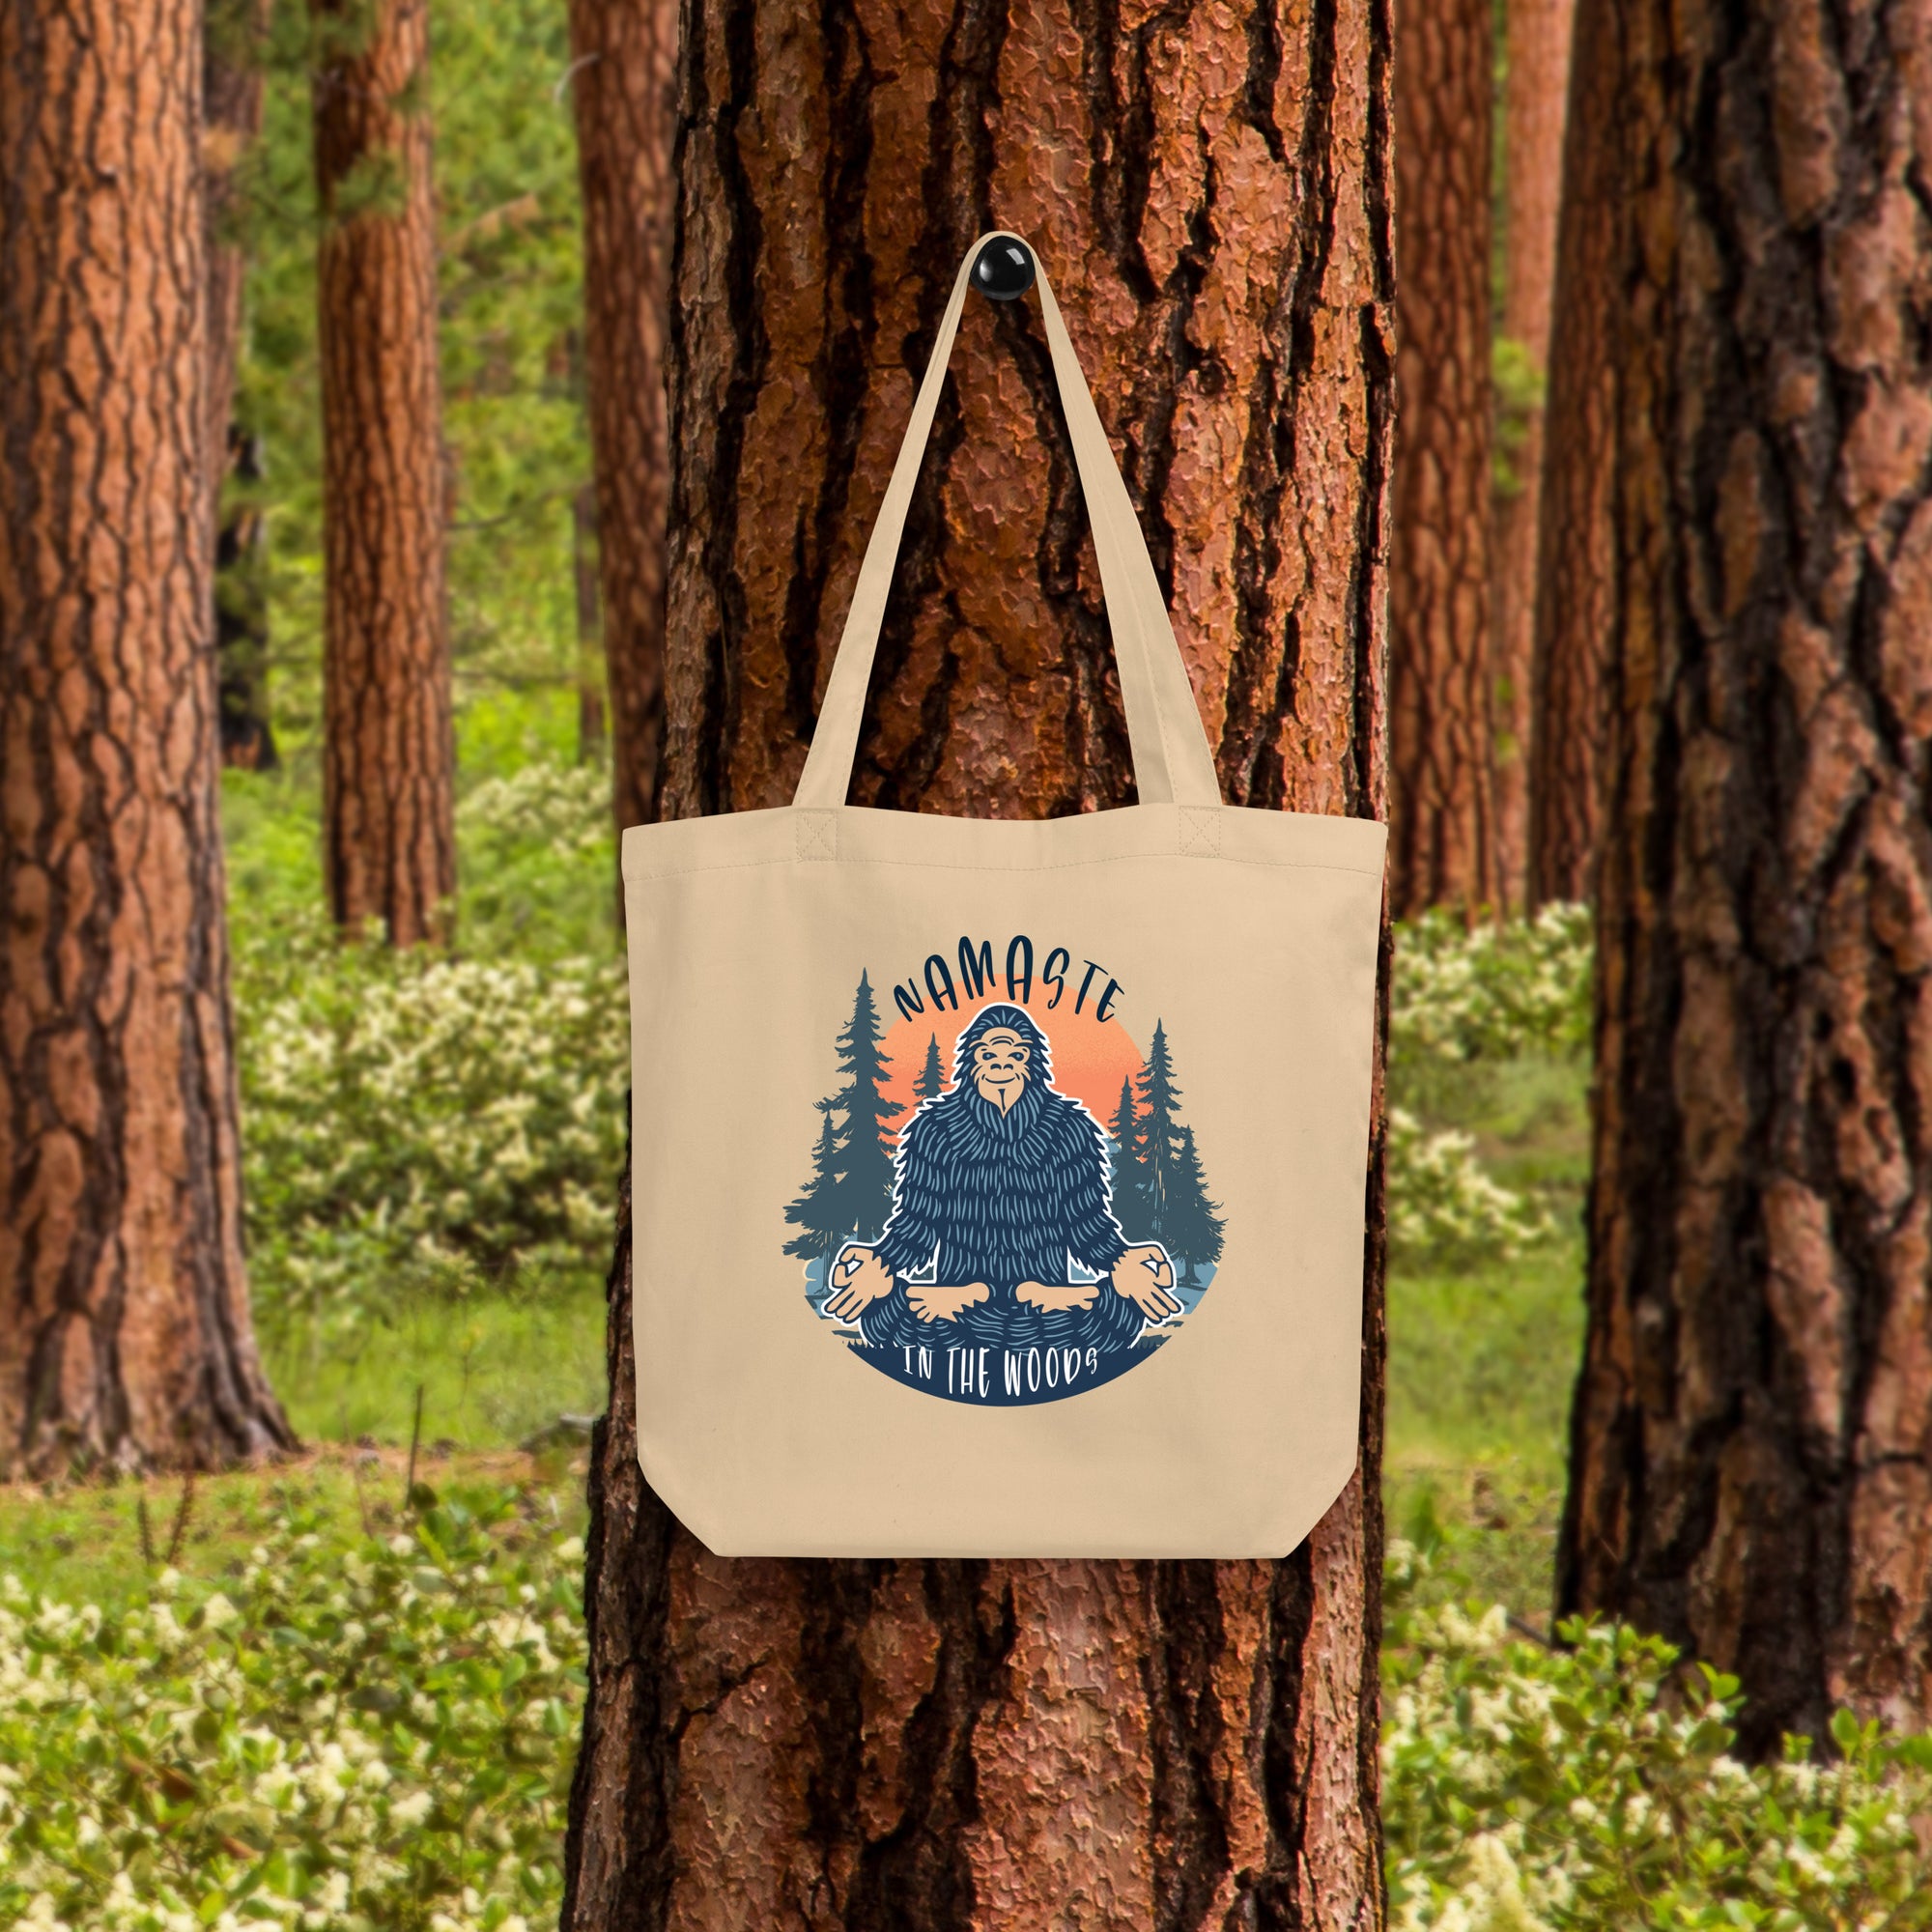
[5,0,1932,1926]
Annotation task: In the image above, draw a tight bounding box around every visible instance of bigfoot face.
[971,1027,1032,1114]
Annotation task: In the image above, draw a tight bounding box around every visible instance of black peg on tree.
[972,236,1036,301]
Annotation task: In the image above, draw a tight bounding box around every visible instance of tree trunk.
[215,428,279,771]
[1558,0,1932,1751]
[206,0,278,773]
[566,0,671,834]
[204,0,266,516]
[312,0,455,947]
[573,480,607,764]
[0,0,295,1475]
[562,3,1395,1924]
[1490,0,1575,908]
[1388,0,1495,918]
[1523,0,1615,906]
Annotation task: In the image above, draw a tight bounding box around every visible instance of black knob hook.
[972,236,1036,301]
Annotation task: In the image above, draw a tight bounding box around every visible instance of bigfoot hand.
[825,1243,894,1321]
[1016,1281,1100,1313]
[1111,1245,1183,1322]
[906,1282,990,1323]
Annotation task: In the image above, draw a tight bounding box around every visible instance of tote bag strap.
[792,233,1223,811]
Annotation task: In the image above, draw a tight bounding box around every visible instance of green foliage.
[234,907,626,1340]
[1388,1108,1550,1264]
[1392,904,1594,1078]
[1492,333,1548,500]
[268,1290,609,1455]
[1384,905,1592,1266]
[1388,1235,1584,1479]
[455,756,616,959]
[0,1481,584,1932]
[1384,1565,1932,1931]
[223,742,622,1355]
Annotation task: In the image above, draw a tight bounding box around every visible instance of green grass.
[1384,1050,1590,1624]
[264,1281,609,1451]
[0,1446,586,1612]
[0,1271,607,1612]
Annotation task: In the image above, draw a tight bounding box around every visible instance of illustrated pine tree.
[781,1100,846,1267]
[829,973,900,1241]
[1164,1127,1226,1285]
[1107,1073,1149,1245]
[915,1032,946,1102]
[1132,1020,1186,1238]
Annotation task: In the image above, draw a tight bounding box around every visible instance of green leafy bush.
[1384,1553,1932,1931]
[0,1482,583,1932]
[456,760,616,961]
[1392,904,1593,1075]
[1387,1110,1549,1264]
[234,910,627,1337]
[1383,904,1592,1265]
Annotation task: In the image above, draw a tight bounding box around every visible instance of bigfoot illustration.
[824,1005,1183,1353]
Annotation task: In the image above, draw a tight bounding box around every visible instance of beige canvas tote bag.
[623,232,1385,1558]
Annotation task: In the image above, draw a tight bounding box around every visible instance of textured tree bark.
[1558,0,1932,1751]
[215,428,279,771]
[566,0,671,835]
[204,0,266,519]
[1387,0,1495,917]
[573,481,608,764]
[205,0,278,773]
[1490,0,1575,907]
[0,0,295,1475]
[1523,0,1616,905]
[312,0,455,947]
[561,1,1395,1923]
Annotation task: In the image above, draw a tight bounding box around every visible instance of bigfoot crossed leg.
[827,1236,1182,1345]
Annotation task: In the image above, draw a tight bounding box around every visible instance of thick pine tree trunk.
[1523,0,1615,905]
[215,428,279,772]
[312,0,455,947]
[572,480,607,764]
[204,0,265,518]
[1490,0,1575,907]
[206,0,278,773]
[0,0,294,1475]
[561,3,1395,1923]
[1558,0,1932,1751]
[1388,0,1495,917]
[566,0,672,835]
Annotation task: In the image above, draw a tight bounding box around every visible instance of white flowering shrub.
[234,912,627,1333]
[455,762,615,962]
[1383,904,1592,1267]
[1392,903,1594,1075]
[0,1483,584,1932]
[1383,1556,1932,1931]
[457,761,611,863]
[1386,1109,1549,1264]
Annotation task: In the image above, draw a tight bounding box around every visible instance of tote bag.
[623,233,1385,1558]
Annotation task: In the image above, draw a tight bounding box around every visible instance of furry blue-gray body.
[858,1006,1146,1353]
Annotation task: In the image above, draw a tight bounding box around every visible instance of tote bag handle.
[792,233,1223,811]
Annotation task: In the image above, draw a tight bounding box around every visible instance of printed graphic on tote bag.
[783,936,1224,1406]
